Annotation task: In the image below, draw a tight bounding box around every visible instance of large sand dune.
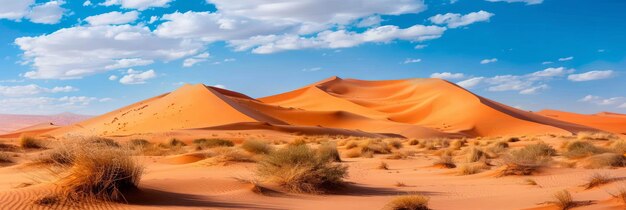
[538,109,626,134]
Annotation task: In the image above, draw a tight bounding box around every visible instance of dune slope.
[538,109,626,134]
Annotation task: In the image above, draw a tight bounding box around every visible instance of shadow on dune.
[329,182,444,196]
[124,188,281,209]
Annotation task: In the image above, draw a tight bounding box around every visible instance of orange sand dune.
[0,122,60,138]
[538,109,626,134]
[261,77,596,137]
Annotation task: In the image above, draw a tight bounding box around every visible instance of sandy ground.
[1,132,626,210]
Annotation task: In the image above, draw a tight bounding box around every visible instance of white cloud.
[15,24,202,79]
[183,52,210,67]
[27,0,66,24]
[0,84,77,97]
[580,95,624,106]
[620,103,626,108]
[356,15,382,28]
[302,67,322,72]
[598,49,605,53]
[213,84,227,89]
[148,16,158,24]
[519,84,548,94]
[541,61,553,65]
[230,25,446,54]
[567,70,615,82]
[0,96,106,114]
[414,44,427,49]
[101,0,174,10]
[0,0,34,20]
[85,11,139,26]
[108,75,118,80]
[485,0,543,5]
[558,56,574,61]
[404,58,422,64]
[430,72,464,80]
[530,67,574,77]
[119,69,156,84]
[429,10,494,28]
[457,77,484,89]
[480,58,497,64]
[83,0,92,6]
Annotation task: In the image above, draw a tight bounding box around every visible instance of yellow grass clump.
[241,139,273,155]
[579,153,626,169]
[20,136,46,149]
[563,141,606,158]
[577,131,617,141]
[256,144,347,193]
[383,193,430,210]
[498,143,555,176]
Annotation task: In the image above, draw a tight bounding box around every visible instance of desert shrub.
[256,144,347,193]
[288,138,307,146]
[0,142,18,152]
[39,138,143,204]
[583,173,611,189]
[579,153,626,169]
[85,137,120,147]
[362,150,374,158]
[387,139,403,149]
[241,139,273,155]
[550,190,574,210]
[457,163,488,175]
[450,139,464,150]
[0,152,12,163]
[345,140,359,149]
[193,138,234,149]
[524,178,538,186]
[577,131,616,141]
[20,136,46,149]
[499,143,554,176]
[408,139,420,146]
[384,194,430,210]
[317,142,341,162]
[507,137,521,142]
[386,151,408,160]
[162,138,186,147]
[610,186,626,203]
[464,147,485,163]
[563,141,605,158]
[360,140,391,154]
[610,140,626,154]
[433,155,456,168]
[343,148,361,158]
[208,147,253,165]
[36,147,74,165]
[127,139,150,149]
[377,161,389,170]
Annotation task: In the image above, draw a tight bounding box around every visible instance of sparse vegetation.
[0,152,12,163]
[127,139,150,149]
[499,143,555,176]
[384,193,430,210]
[317,142,341,162]
[344,148,362,158]
[193,138,234,149]
[577,131,616,141]
[549,190,574,210]
[207,147,254,165]
[524,178,538,186]
[20,136,46,149]
[0,142,18,152]
[162,138,186,147]
[563,141,606,158]
[609,186,626,203]
[433,155,456,168]
[580,153,626,169]
[241,139,273,155]
[256,144,347,193]
[378,161,389,170]
[464,147,485,163]
[458,163,487,175]
[582,173,612,189]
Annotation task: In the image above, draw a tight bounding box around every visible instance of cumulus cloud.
[530,67,574,77]
[478,67,573,94]
[429,10,494,28]
[558,56,574,61]
[519,84,548,94]
[0,84,77,97]
[15,24,202,79]
[480,58,497,64]
[83,0,92,6]
[580,95,624,106]
[119,69,156,84]
[0,0,66,24]
[0,0,35,20]
[457,77,484,89]
[85,11,139,26]
[485,0,543,5]
[0,96,106,114]
[430,72,464,80]
[108,75,118,80]
[182,53,210,67]
[101,0,174,10]
[356,15,382,28]
[567,70,615,82]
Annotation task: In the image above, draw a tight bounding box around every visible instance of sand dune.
[261,77,597,137]
[0,113,89,134]
[538,109,626,134]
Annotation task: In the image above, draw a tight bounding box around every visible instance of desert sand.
[0,77,625,210]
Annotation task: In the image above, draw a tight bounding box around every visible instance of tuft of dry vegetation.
[383,193,430,210]
[38,137,143,204]
[127,139,150,149]
[344,148,362,158]
[498,143,555,176]
[549,190,575,210]
[206,147,254,165]
[20,136,46,149]
[256,144,347,193]
[609,186,626,203]
[0,142,19,152]
[457,162,488,175]
[193,138,234,149]
[241,139,273,155]
[582,173,612,189]
[580,153,626,169]
[563,141,605,158]
[162,138,186,147]
[610,140,626,154]
[0,152,13,164]
[317,142,341,162]
[433,155,456,168]
[464,147,485,163]
[524,178,538,186]
[377,161,389,170]
[577,131,617,141]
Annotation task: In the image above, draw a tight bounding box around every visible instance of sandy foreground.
[1,131,626,210]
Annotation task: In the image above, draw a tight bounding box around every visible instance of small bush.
[241,140,273,154]
[377,161,389,170]
[0,142,18,152]
[610,140,626,154]
[583,173,611,189]
[343,148,361,158]
[433,155,456,168]
[563,141,605,158]
[499,143,554,176]
[384,194,430,210]
[85,137,119,147]
[465,147,485,163]
[580,153,626,169]
[36,147,74,165]
[193,138,234,149]
[256,144,347,193]
[524,178,538,186]
[387,139,403,149]
[458,163,487,175]
[20,136,45,149]
[0,152,12,163]
[450,139,464,150]
[317,142,341,162]
[163,138,186,147]
[577,131,616,141]
[128,139,150,149]
[609,186,626,203]
[208,147,253,165]
[550,190,574,210]
[408,139,420,146]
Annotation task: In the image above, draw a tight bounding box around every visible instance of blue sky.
[0,0,624,115]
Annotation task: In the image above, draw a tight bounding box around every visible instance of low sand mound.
[0,122,60,138]
[261,77,596,137]
[538,110,626,134]
[0,113,90,134]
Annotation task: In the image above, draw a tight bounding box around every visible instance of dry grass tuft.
[498,143,554,176]
[610,140,626,154]
[256,144,347,193]
[563,141,606,158]
[609,186,626,203]
[408,139,420,146]
[377,161,389,170]
[241,139,273,155]
[127,139,150,149]
[20,136,46,149]
[464,147,485,163]
[343,148,362,158]
[38,137,143,204]
[317,142,341,162]
[384,193,430,210]
[193,138,234,149]
[394,181,407,187]
[580,153,626,169]
[0,152,13,164]
[387,139,403,149]
[162,138,186,147]
[524,178,538,186]
[457,162,488,175]
[433,155,456,168]
[582,173,612,189]
[0,142,19,152]
[577,131,617,141]
[207,147,254,165]
[449,139,464,150]
[549,190,575,210]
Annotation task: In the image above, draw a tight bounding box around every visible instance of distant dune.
[538,109,626,134]
[17,76,623,139]
[0,113,91,134]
